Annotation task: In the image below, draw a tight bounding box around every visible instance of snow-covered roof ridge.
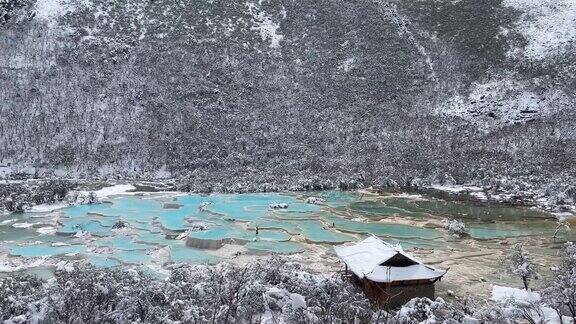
[334,235,447,283]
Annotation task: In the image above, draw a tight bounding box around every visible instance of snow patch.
[51,242,69,247]
[438,77,570,127]
[539,306,573,324]
[154,165,172,179]
[93,184,137,198]
[34,0,73,22]
[430,185,483,193]
[469,191,488,201]
[338,58,356,72]
[37,226,57,235]
[29,202,68,213]
[247,2,284,49]
[0,218,17,225]
[269,203,288,209]
[12,222,40,228]
[385,193,428,201]
[289,293,306,309]
[504,0,576,60]
[491,285,541,303]
[553,212,575,220]
[73,230,91,239]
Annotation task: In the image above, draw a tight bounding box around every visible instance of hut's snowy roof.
[334,236,446,283]
[366,264,446,282]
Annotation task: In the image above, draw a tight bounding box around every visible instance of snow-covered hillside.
[504,0,576,61]
[0,0,574,194]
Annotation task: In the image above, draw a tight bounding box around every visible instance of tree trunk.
[556,309,564,324]
[523,276,529,290]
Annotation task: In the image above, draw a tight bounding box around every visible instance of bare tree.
[503,243,539,291]
[553,217,571,241]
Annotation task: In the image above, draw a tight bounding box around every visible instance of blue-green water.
[10,243,86,257]
[0,190,571,271]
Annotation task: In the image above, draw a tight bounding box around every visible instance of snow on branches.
[541,242,576,319]
[442,218,468,238]
[502,243,539,291]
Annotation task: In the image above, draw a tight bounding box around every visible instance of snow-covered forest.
[2,247,576,323]
[0,0,575,200]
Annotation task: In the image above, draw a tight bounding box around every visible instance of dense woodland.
[0,0,575,197]
[2,246,576,323]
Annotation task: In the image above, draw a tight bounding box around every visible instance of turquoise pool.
[0,190,570,271]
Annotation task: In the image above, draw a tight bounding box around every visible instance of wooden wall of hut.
[361,278,435,309]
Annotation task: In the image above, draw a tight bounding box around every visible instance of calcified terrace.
[1,186,570,279]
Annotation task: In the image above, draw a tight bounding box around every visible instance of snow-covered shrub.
[502,243,539,290]
[198,201,212,211]
[0,180,76,212]
[5,256,571,323]
[66,191,98,205]
[3,194,29,212]
[553,216,571,239]
[111,220,128,229]
[166,257,374,323]
[167,263,267,323]
[83,191,98,204]
[42,267,164,323]
[393,297,446,323]
[262,287,309,323]
[541,242,576,319]
[269,203,288,209]
[0,0,32,24]
[471,298,529,324]
[261,257,371,321]
[32,180,75,205]
[64,191,79,204]
[338,178,363,191]
[442,218,468,237]
[0,258,374,323]
[177,222,210,239]
[189,222,209,231]
[305,196,325,204]
[0,274,44,321]
[389,297,480,323]
[431,173,457,187]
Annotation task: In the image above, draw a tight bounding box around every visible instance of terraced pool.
[0,189,571,273]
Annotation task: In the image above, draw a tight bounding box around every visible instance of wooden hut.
[335,235,447,308]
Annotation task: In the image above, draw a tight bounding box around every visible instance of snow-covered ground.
[491,285,540,303]
[34,0,75,23]
[246,2,285,49]
[91,184,137,199]
[491,285,574,324]
[28,202,69,213]
[437,76,571,127]
[429,184,484,194]
[503,0,576,60]
[22,184,138,214]
[12,222,42,229]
